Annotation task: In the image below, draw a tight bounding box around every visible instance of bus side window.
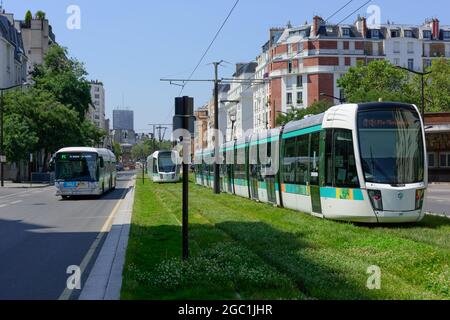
[99,157,105,168]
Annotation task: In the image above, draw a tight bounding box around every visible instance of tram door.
[227,165,233,194]
[266,176,277,204]
[310,132,322,214]
[250,164,259,200]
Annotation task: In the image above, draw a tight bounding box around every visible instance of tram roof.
[283,113,325,135]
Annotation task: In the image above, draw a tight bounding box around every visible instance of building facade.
[254,16,450,129]
[194,105,209,152]
[0,11,27,89]
[15,14,55,78]
[221,62,257,141]
[88,80,106,130]
[425,112,450,182]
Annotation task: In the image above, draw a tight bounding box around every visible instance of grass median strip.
[121,178,450,300]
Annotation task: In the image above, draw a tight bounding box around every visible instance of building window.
[394,41,400,53]
[393,58,400,66]
[423,30,432,39]
[391,30,400,38]
[428,153,437,168]
[297,42,303,53]
[404,30,413,38]
[440,152,450,168]
[407,42,414,54]
[408,58,414,70]
[425,59,432,69]
[288,60,293,73]
[371,29,380,39]
[342,28,350,37]
[287,93,293,105]
[296,75,303,88]
[443,31,450,40]
[297,92,303,104]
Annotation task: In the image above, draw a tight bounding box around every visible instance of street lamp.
[0,81,31,187]
[320,92,346,103]
[395,66,432,120]
[229,113,237,141]
[220,100,240,142]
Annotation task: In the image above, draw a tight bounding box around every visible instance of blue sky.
[5,0,450,132]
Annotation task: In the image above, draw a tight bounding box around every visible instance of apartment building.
[254,15,450,129]
[15,13,56,77]
[194,105,209,152]
[0,11,27,89]
[221,62,257,141]
[88,80,106,130]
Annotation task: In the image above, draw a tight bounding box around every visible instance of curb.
[79,177,136,300]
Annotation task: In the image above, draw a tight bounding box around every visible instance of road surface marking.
[0,190,30,200]
[0,204,8,208]
[58,179,133,300]
[10,200,23,205]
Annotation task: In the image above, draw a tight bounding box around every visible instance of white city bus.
[55,147,117,199]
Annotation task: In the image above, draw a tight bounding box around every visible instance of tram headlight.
[368,190,383,211]
[415,189,425,210]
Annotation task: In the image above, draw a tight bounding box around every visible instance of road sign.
[0,155,6,163]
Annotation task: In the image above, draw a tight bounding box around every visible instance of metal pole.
[1,90,4,187]
[142,159,145,185]
[213,62,220,194]
[421,74,425,120]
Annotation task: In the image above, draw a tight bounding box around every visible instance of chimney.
[361,17,367,38]
[431,18,440,39]
[312,15,323,36]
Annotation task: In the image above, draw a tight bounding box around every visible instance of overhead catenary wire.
[178,0,240,96]
[335,0,372,25]
[325,0,354,23]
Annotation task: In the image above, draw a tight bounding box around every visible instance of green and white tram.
[195,102,427,223]
[147,150,181,183]
[55,147,117,199]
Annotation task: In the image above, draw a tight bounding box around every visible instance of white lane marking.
[10,200,23,205]
[0,204,8,208]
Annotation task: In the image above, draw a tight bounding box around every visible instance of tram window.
[325,130,333,186]
[324,129,359,188]
[282,137,298,184]
[333,129,359,188]
[297,135,309,185]
[309,133,321,185]
[153,160,158,173]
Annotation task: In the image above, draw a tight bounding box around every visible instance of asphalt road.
[425,184,450,217]
[0,171,135,300]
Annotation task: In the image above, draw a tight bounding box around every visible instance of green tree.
[131,142,151,162]
[337,60,415,104]
[25,10,32,26]
[416,58,450,112]
[32,45,92,121]
[4,114,39,182]
[112,142,123,160]
[276,100,333,126]
[35,10,46,20]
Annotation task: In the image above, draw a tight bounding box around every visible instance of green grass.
[121,178,450,300]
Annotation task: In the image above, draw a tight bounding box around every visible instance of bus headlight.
[415,189,425,210]
[368,190,383,211]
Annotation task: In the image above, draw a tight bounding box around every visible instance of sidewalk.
[79,176,136,300]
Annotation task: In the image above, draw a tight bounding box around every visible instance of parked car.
[116,163,124,171]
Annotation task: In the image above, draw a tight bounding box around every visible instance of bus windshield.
[158,152,176,173]
[357,106,425,185]
[55,152,98,182]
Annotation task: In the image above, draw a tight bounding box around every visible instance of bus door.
[310,132,322,214]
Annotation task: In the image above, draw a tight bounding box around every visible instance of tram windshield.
[357,106,425,185]
[55,152,98,182]
[158,152,177,173]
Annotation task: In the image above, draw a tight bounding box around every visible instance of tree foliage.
[131,142,151,161]
[3,44,105,173]
[276,100,333,126]
[24,10,32,25]
[337,60,415,104]
[35,10,46,20]
[418,58,450,112]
